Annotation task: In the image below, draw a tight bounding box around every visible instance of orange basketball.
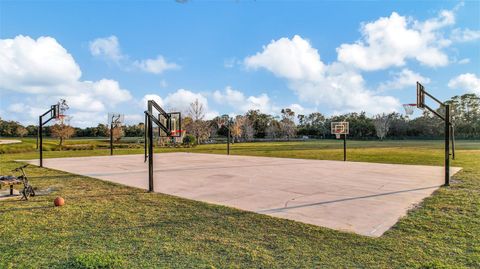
[54,197,65,207]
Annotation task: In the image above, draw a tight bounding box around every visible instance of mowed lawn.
[0,139,479,268]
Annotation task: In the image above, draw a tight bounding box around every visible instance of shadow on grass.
[0,205,52,213]
[28,175,79,180]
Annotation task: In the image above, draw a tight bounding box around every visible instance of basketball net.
[403,104,416,116]
[56,114,66,124]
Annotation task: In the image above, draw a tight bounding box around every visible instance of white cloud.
[89,79,132,105]
[244,36,400,114]
[89,36,179,74]
[0,35,133,127]
[89,36,123,62]
[133,55,179,74]
[448,73,480,94]
[213,86,278,114]
[124,114,144,124]
[451,28,480,42]
[457,58,470,64]
[142,89,218,120]
[245,35,324,81]
[377,69,430,91]
[141,94,164,108]
[164,89,209,112]
[7,103,24,113]
[224,57,238,68]
[0,35,82,94]
[336,10,454,71]
[288,103,316,116]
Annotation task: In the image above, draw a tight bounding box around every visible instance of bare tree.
[187,99,210,143]
[112,126,123,142]
[373,113,391,140]
[15,126,28,137]
[51,123,75,146]
[188,99,205,121]
[230,116,245,142]
[242,118,255,141]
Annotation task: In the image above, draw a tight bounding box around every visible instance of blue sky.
[1,1,479,127]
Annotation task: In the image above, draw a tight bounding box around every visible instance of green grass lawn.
[0,139,479,268]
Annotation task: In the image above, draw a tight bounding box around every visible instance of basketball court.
[24,153,462,237]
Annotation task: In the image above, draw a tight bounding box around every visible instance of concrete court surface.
[25,153,461,237]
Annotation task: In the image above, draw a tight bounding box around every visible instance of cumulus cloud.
[89,79,131,105]
[164,89,209,112]
[141,89,218,119]
[451,28,480,42]
[245,35,324,81]
[287,103,316,116]
[0,35,133,126]
[0,35,82,94]
[377,69,430,92]
[336,10,454,71]
[141,94,164,108]
[133,55,179,74]
[213,86,278,114]
[89,35,179,74]
[448,73,480,94]
[89,36,123,62]
[245,35,400,114]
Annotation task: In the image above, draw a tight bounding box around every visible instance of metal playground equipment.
[331,121,349,161]
[144,100,181,192]
[403,82,455,186]
[38,99,69,167]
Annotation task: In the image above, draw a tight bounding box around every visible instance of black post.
[39,116,43,167]
[144,112,148,162]
[227,120,230,155]
[444,104,450,186]
[36,127,39,149]
[451,124,455,160]
[148,114,154,192]
[110,121,113,156]
[343,134,347,161]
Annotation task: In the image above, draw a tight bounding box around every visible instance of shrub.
[182,134,196,147]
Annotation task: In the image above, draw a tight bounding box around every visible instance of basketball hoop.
[170,130,185,136]
[108,113,125,128]
[331,122,349,139]
[403,104,417,116]
[217,115,230,128]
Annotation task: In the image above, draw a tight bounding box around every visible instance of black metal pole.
[451,124,455,160]
[144,112,148,162]
[227,120,230,155]
[148,114,154,192]
[343,134,347,161]
[444,104,450,186]
[39,116,43,167]
[110,122,113,156]
[36,126,39,149]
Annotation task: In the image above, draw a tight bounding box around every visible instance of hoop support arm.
[423,104,445,121]
[423,90,444,107]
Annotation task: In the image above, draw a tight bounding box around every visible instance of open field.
[1,139,479,268]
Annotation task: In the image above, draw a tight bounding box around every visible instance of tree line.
[1,93,478,144]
